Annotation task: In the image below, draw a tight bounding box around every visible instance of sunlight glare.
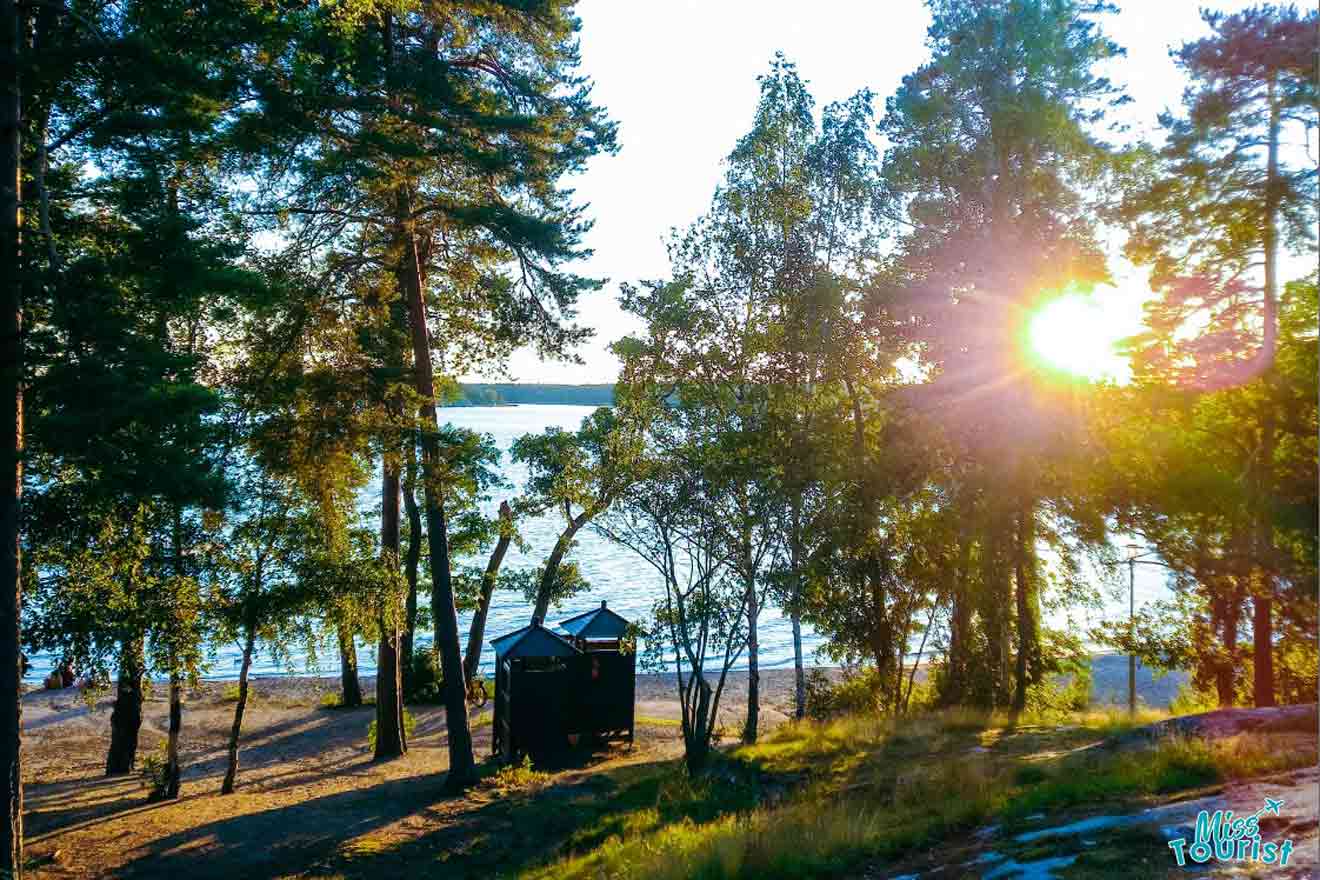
[1026,287,1145,382]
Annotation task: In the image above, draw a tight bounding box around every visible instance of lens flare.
[1026,292,1136,382]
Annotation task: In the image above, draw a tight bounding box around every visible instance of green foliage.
[489,756,553,796]
[139,745,172,801]
[1168,684,1220,717]
[803,667,882,721]
[404,649,442,704]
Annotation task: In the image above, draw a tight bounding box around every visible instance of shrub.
[1168,683,1218,716]
[805,666,882,721]
[319,692,342,709]
[366,709,417,751]
[139,745,170,800]
[221,683,244,703]
[406,650,443,703]
[489,756,552,795]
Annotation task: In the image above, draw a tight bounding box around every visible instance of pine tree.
[1118,4,1318,707]
[880,0,1124,711]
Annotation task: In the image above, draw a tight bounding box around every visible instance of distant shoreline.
[445,383,614,408]
[25,652,1189,710]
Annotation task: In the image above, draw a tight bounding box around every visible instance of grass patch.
[519,707,1315,880]
[636,715,683,727]
[488,757,555,796]
[1004,732,1314,823]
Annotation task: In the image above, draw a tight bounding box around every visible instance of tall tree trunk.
[402,438,422,695]
[397,188,475,789]
[945,529,973,705]
[1012,497,1041,714]
[1213,584,1242,708]
[160,507,186,800]
[979,521,1012,708]
[338,626,362,709]
[788,494,805,720]
[0,0,22,867]
[789,611,805,720]
[464,500,512,684]
[685,677,714,776]
[105,637,144,775]
[221,623,256,794]
[742,569,759,744]
[160,673,182,800]
[374,456,407,760]
[532,519,583,622]
[1250,72,1280,710]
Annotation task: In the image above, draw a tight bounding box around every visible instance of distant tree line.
[449,384,616,407]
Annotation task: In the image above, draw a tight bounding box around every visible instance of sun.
[1026,288,1143,382]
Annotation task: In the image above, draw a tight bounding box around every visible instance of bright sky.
[474,0,1274,385]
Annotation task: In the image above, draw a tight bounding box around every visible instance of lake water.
[29,404,1171,684]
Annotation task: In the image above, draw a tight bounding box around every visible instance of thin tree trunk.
[374,456,407,760]
[532,519,583,622]
[397,187,475,789]
[1012,496,1040,714]
[742,571,759,744]
[904,602,937,713]
[221,624,256,794]
[106,638,144,775]
[946,529,973,705]
[0,0,22,867]
[790,611,805,720]
[464,500,512,684]
[338,626,362,708]
[161,673,182,800]
[788,494,805,720]
[1214,584,1242,708]
[402,438,421,694]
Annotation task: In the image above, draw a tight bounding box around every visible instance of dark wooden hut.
[490,603,636,761]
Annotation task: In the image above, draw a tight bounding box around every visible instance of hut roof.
[490,619,580,659]
[557,600,631,640]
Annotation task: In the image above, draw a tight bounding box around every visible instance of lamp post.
[1107,544,1170,715]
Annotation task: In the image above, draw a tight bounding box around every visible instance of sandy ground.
[20,668,813,879]
[17,658,1189,878]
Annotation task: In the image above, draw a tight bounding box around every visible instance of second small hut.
[491,600,635,760]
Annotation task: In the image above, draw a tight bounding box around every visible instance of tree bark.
[945,530,973,705]
[742,570,759,744]
[789,610,805,720]
[105,638,144,775]
[1251,72,1280,710]
[402,438,421,694]
[161,673,182,800]
[397,187,475,788]
[1011,497,1041,714]
[221,624,256,794]
[374,456,407,760]
[464,500,512,684]
[337,626,362,708]
[788,494,805,720]
[1214,583,1242,708]
[0,0,22,868]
